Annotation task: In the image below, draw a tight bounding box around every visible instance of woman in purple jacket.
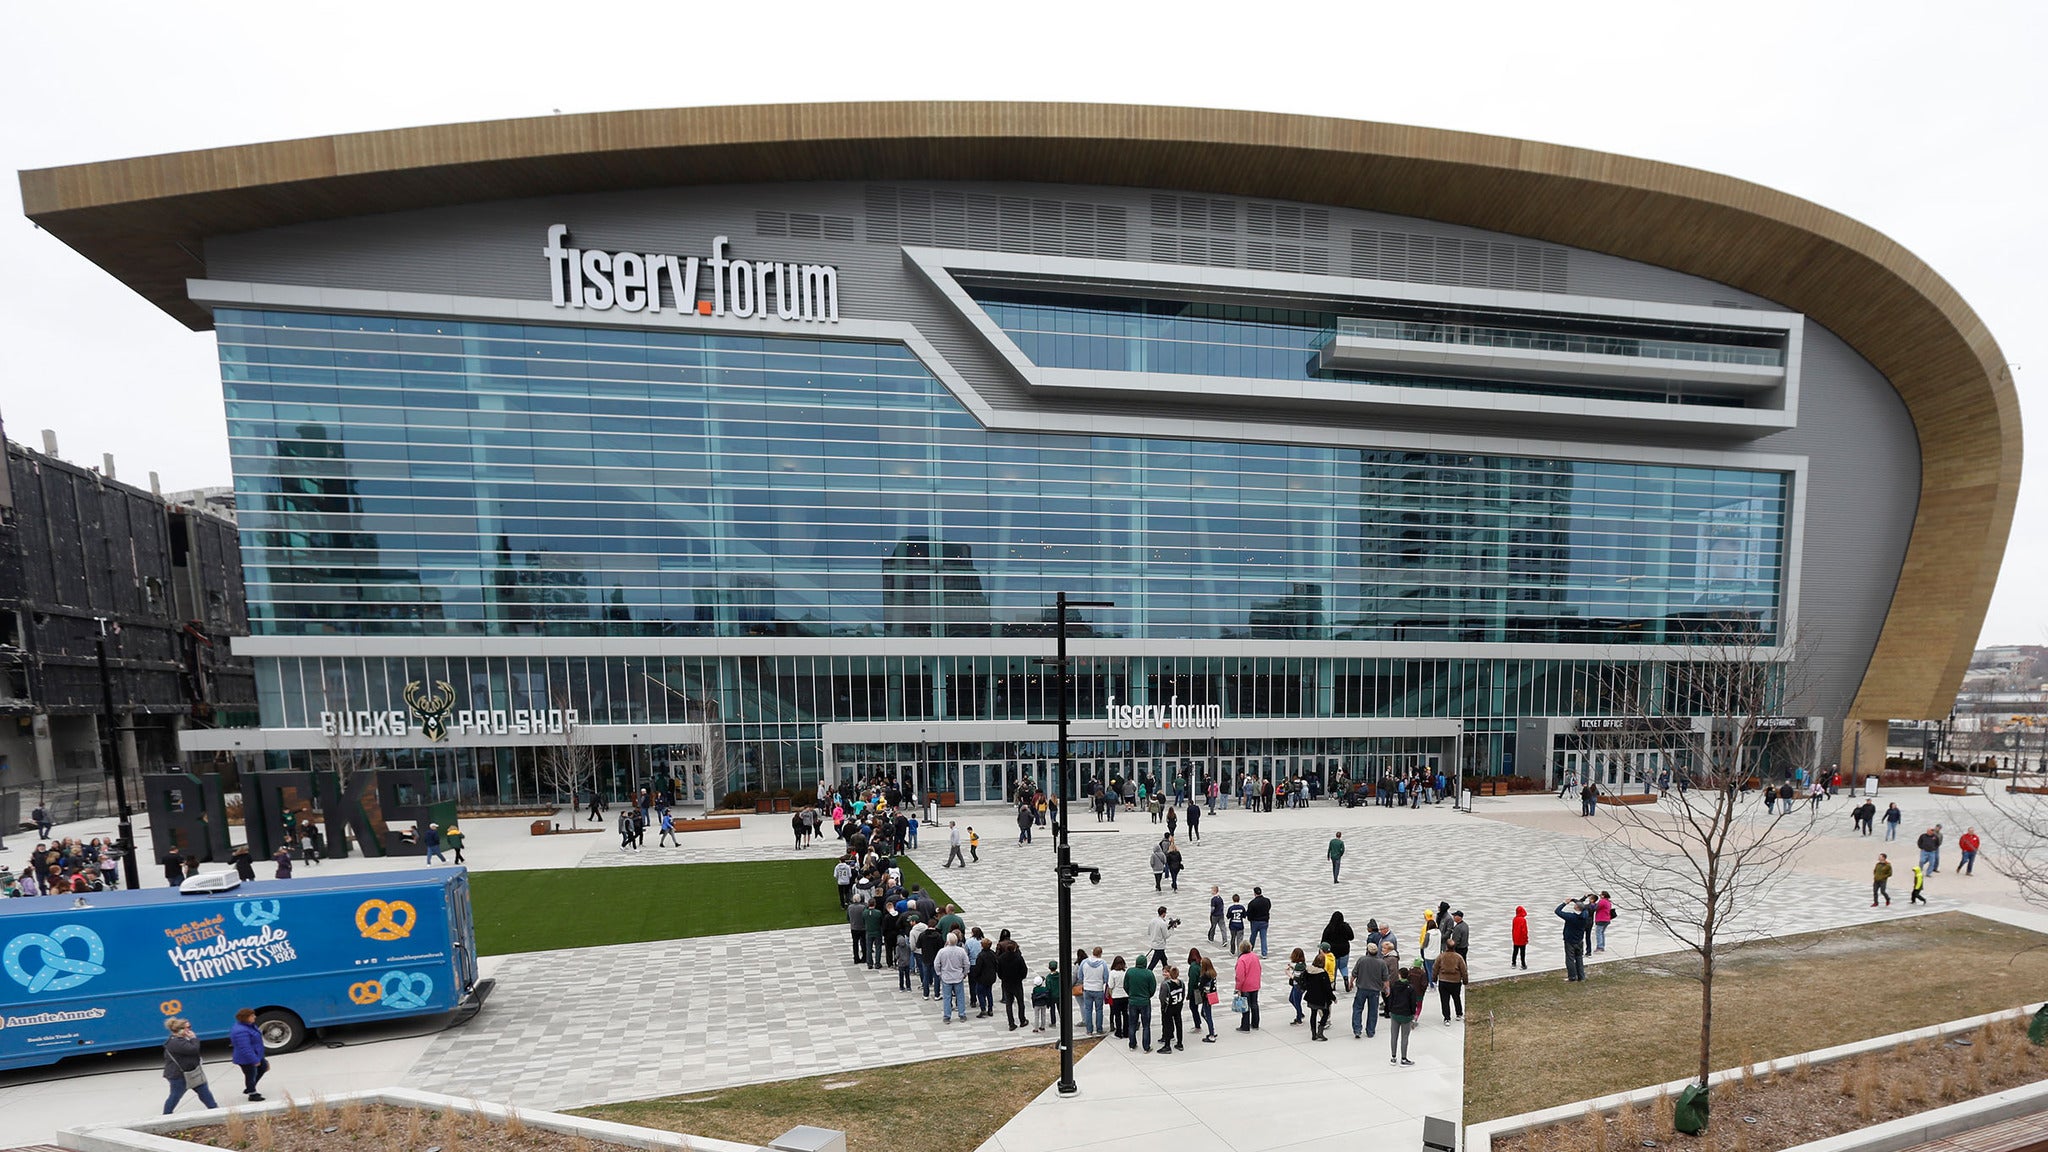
[230,1008,270,1101]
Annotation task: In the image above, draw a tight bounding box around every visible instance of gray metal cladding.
[198,177,1919,725]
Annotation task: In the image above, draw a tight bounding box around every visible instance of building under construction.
[0,421,253,821]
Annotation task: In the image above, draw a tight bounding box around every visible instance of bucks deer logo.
[402,680,456,743]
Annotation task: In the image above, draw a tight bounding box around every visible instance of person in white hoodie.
[1078,947,1111,1035]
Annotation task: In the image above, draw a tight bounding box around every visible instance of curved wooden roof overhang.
[16,102,2019,721]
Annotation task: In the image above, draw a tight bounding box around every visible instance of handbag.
[184,1060,208,1088]
[1231,992,1248,1013]
[1206,991,1220,1006]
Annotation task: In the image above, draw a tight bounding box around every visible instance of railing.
[1318,316,1784,367]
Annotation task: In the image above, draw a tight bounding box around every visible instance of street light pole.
[1047,591,1111,1097]
[96,618,141,890]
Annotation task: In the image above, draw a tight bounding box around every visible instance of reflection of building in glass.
[883,536,991,637]
[261,424,436,633]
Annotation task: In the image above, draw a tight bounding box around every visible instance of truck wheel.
[255,1009,305,1053]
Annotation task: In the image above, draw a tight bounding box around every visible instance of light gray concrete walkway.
[0,787,2030,1148]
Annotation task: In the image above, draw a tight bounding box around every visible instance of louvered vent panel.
[757,210,859,241]
[861,187,1127,258]
[1350,229,1569,293]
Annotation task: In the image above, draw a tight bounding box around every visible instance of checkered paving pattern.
[409,800,1903,1111]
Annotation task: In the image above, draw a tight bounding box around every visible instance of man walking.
[1328,831,1346,883]
[1186,799,1202,841]
[422,823,447,864]
[1208,885,1226,942]
[1227,893,1248,954]
[1146,906,1173,970]
[1247,887,1272,957]
[1959,827,1980,875]
[32,805,52,840]
[1872,853,1893,907]
[1555,899,1590,982]
[944,821,966,868]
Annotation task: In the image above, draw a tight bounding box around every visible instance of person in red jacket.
[1510,906,1529,969]
[1959,828,1981,875]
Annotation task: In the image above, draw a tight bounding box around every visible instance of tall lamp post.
[96,618,141,890]
[1030,591,1112,1097]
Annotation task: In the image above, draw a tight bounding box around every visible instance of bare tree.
[540,701,596,826]
[322,730,379,854]
[1574,623,1827,1099]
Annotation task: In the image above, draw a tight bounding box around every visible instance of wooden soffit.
[15,102,2021,720]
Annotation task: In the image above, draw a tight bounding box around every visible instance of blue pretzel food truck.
[0,868,480,1070]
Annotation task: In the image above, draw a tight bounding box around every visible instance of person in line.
[1187,949,1218,1042]
[1328,831,1346,883]
[1287,946,1310,1025]
[1873,853,1893,907]
[1164,839,1184,891]
[997,938,1030,1030]
[1556,899,1589,981]
[1302,944,1336,1041]
[1435,944,1467,1024]
[1324,911,1355,989]
[1078,947,1110,1035]
[1158,964,1187,1053]
[162,1018,218,1113]
[229,1008,269,1101]
[970,931,999,1017]
[847,897,871,965]
[943,821,966,868]
[864,900,886,971]
[1510,906,1529,969]
[1234,941,1262,1031]
[1959,827,1981,875]
[1247,888,1273,957]
[1108,955,1130,1038]
[1418,912,1440,987]
[1384,963,1420,1065]
[1351,942,1388,1039]
[936,931,971,1023]
[1122,956,1157,1052]
[1447,910,1470,958]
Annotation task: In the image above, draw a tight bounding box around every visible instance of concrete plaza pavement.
[0,785,2035,1150]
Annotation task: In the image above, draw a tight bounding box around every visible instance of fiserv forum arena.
[18,103,2020,806]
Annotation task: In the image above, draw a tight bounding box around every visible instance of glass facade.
[972,286,1774,406]
[219,310,1786,643]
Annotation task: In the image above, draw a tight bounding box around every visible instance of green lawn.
[468,856,956,955]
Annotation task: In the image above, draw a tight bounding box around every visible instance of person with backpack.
[32,805,52,839]
[1384,964,1420,1065]
[1158,965,1187,1053]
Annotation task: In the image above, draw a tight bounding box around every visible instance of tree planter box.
[676,816,741,833]
[1596,792,1659,806]
[1481,779,1511,796]
[2007,784,2048,795]
[939,791,958,807]
[1930,784,1972,796]
[773,796,793,812]
[756,798,776,814]
[530,821,604,835]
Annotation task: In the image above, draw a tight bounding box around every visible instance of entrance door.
[894,761,921,803]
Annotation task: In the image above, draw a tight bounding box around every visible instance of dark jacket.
[996,948,1029,987]
[1555,901,1590,941]
[1301,966,1335,1007]
[1323,914,1354,956]
[1384,980,1420,1018]
[163,1033,203,1080]
[971,945,1000,986]
[1246,895,1272,923]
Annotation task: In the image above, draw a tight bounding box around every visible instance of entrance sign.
[544,226,840,322]
[1104,695,1223,732]
[320,680,578,744]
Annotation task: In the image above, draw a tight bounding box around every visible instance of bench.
[1596,792,1660,806]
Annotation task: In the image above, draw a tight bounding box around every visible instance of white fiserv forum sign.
[544,225,839,321]
[1104,695,1224,732]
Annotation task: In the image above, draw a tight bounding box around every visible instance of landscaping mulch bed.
[182,1099,627,1152]
[579,1039,1091,1152]
[1466,912,2048,1124]
[1493,1013,2046,1152]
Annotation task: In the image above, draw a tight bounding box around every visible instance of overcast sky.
[3,2,2041,644]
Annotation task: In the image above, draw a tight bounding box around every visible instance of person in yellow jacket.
[1419,912,1441,986]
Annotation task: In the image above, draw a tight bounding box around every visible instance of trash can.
[2028,1004,2048,1047]
[1673,1082,1710,1135]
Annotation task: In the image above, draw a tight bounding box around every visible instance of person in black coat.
[1323,911,1355,988]
[161,848,184,888]
[230,845,256,882]
[995,938,1031,1030]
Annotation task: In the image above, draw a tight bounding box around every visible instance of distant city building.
[165,486,237,522]
[0,421,254,804]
